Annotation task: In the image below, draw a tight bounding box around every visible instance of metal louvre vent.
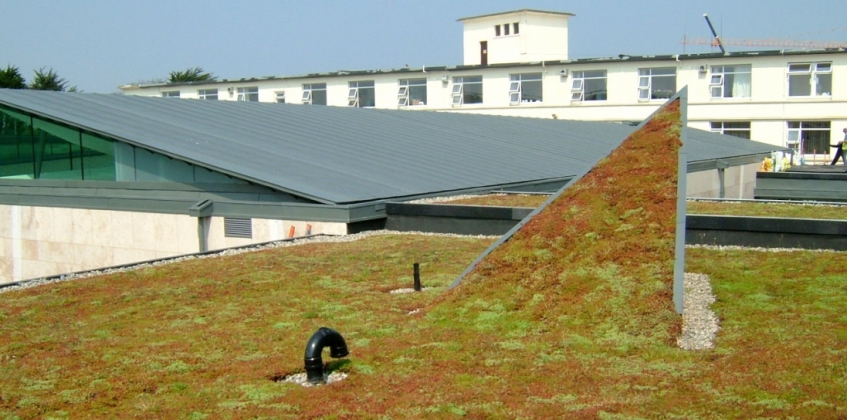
[224,217,252,238]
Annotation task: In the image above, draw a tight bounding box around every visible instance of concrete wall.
[0,205,347,285]
[687,162,760,199]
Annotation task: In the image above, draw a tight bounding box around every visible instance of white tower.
[458,9,574,66]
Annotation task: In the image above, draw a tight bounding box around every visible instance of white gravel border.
[677,273,720,350]
[280,371,349,387]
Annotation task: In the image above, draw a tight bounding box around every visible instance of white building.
[120,9,847,159]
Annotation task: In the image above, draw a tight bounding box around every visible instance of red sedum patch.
[444,99,683,346]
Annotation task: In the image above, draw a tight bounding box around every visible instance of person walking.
[831,128,847,165]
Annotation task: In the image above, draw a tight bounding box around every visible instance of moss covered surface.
[441,193,847,221]
[442,99,683,347]
[2,242,847,417]
[688,200,847,220]
[3,100,847,417]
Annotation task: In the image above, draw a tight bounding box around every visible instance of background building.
[120,9,847,159]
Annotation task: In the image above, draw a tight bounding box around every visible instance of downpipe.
[304,327,349,383]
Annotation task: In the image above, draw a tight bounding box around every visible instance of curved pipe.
[304,327,349,383]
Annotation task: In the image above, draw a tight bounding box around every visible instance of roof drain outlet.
[304,327,349,384]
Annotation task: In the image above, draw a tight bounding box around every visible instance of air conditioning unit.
[441,75,449,83]
[698,65,707,73]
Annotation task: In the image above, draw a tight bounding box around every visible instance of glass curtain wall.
[1,105,115,180]
[1,104,244,184]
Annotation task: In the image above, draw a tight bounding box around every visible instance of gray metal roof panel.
[0,90,778,204]
[685,128,782,162]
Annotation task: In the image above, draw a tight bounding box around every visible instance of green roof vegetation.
[440,193,847,220]
[2,100,846,417]
[2,235,846,417]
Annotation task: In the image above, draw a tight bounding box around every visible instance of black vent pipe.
[304,327,349,383]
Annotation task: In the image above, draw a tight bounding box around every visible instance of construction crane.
[682,14,847,51]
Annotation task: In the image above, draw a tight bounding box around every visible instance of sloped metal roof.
[0,90,777,204]
[457,9,575,21]
[685,128,777,164]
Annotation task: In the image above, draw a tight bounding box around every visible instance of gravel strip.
[0,230,498,295]
[677,273,720,351]
[279,371,348,387]
[389,287,433,294]
[688,244,844,253]
[407,193,507,204]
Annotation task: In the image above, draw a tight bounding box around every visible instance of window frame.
[161,91,180,98]
[347,81,375,108]
[451,75,483,106]
[788,62,832,97]
[347,88,359,107]
[570,70,607,102]
[236,86,259,102]
[709,65,752,99]
[198,89,218,100]
[509,73,543,105]
[710,121,751,139]
[786,121,831,154]
[301,83,327,105]
[397,78,427,107]
[637,67,676,101]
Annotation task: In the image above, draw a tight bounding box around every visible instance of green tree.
[29,67,69,91]
[0,65,27,89]
[168,67,216,83]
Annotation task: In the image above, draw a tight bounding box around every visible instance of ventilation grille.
[224,217,252,238]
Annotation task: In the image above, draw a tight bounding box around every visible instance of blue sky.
[2,0,846,93]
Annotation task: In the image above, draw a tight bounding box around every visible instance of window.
[275,91,285,104]
[198,89,218,100]
[301,83,327,105]
[709,65,751,98]
[787,121,830,154]
[496,23,518,36]
[161,91,180,98]
[638,67,676,100]
[788,62,832,97]
[348,80,375,108]
[710,122,751,139]
[451,76,483,106]
[571,70,607,101]
[0,105,116,181]
[509,73,542,105]
[236,87,259,102]
[397,78,427,106]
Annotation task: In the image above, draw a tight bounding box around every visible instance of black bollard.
[413,263,421,291]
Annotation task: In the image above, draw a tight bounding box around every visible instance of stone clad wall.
[0,205,347,284]
[687,163,759,199]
